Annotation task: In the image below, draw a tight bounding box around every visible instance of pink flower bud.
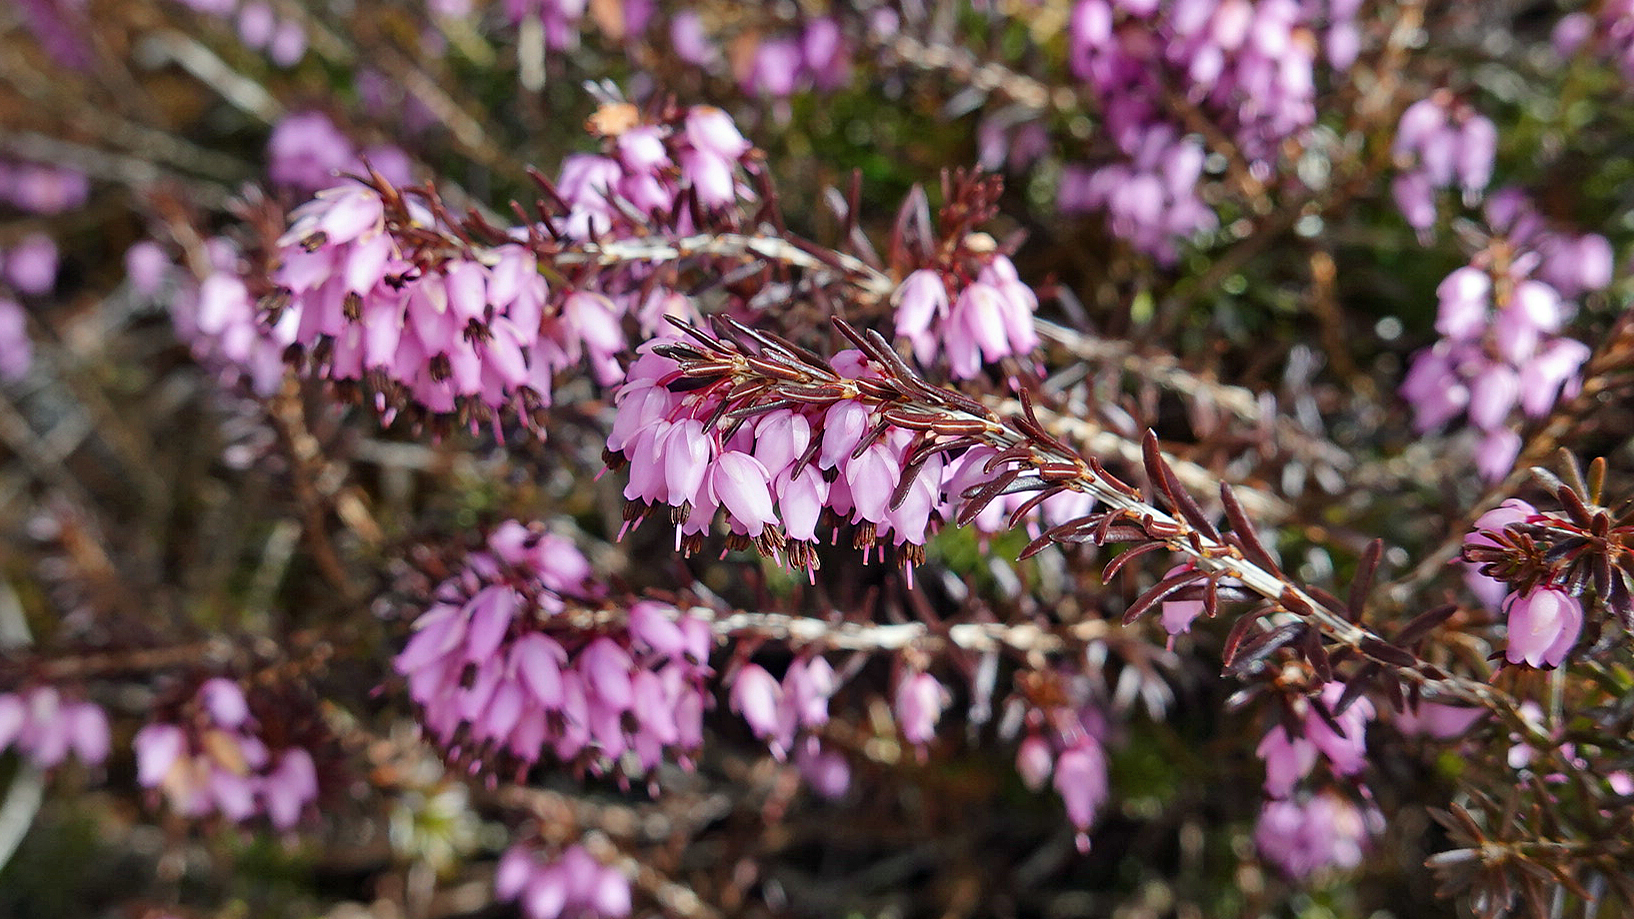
[684,107,750,160]
[65,702,110,765]
[1053,740,1108,850]
[134,723,188,787]
[730,664,783,743]
[5,233,58,295]
[627,601,687,659]
[1256,725,1317,798]
[894,672,946,746]
[1016,735,1054,791]
[200,678,251,729]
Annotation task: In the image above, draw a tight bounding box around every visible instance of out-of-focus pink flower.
[1255,794,1379,878]
[135,679,317,827]
[894,671,947,747]
[4,233,58,295]
[0,161,89,214]
[795,736,851,799]
[496,843,633,919]
[1395,702,1487,739]
[124,241,169,296]
[268,112,355,192]
[0,298,32,381]
[1016,734,1054,791]
[0,687,109,770]
[1054,740,1108,852]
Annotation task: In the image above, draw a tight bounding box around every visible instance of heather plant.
[2,2,1634,918]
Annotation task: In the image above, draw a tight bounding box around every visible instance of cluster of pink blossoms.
[0,160,89,215]
[267,111,412,194]
[502,0,654,54]
[156,237,293,397]
[1390,92,1497,238]
[892,254,1041,379]
[1401,191,1610,480]
[609,336,1091,577]
[133,678,319,828]
[496,843,632,919]
[611,345,959,575]
[393,521,716,782]
[267,103,764,433]
[1011,678,1111,852]
[168,0,306,67]
[728,656,855,797]
[1250,682,1380,875]
[0,686,109,771]
[1254,792,1381,879]
[1255,682,1375,799]
[732,17,852,100]
[1058,127,1215,264]
[1061,0,1360,259]
[1554,3,1634,83]
[1463,499,1584,669]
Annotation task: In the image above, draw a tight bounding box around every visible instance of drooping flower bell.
[1502,586,1582,668]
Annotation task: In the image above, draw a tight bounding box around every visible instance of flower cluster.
[1255,682,1375,798]
[496,843,632,919]
[729,656,836,757]
[502,0,654,55]
[268,111,412,194]
[1390,92,1498,238]
[1057,127,1216,264]
[393,521,715,781]
[133,678,319,827]
[735,17,852,100]
[1255,793,1381,879]
[1554,3,1634,83]
[264,101,765,433]
[610,344,931,575]
[1401,191,1608,479]
[162,237,293,397]
[892,254,1041,379]
[0,686,109,771]
[0,161,89,215]
[729,656,853,796]
[1062,0,1359,259]
[1011,672,1111,852]
[169,0,306,66]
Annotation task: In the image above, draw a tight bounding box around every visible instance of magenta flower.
[4,232,58,295]
[395,521,713,780]
[496,843,632,919]
[1054,740,1108,852]
[1503,587,1583,668]
[1255,794,1379,879]
[729,663,785,751]
[894,671,947,747]
[268,112,355,192]
[134,679,318,827]
[0,687,108,771]
[1016,735,1054,791]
